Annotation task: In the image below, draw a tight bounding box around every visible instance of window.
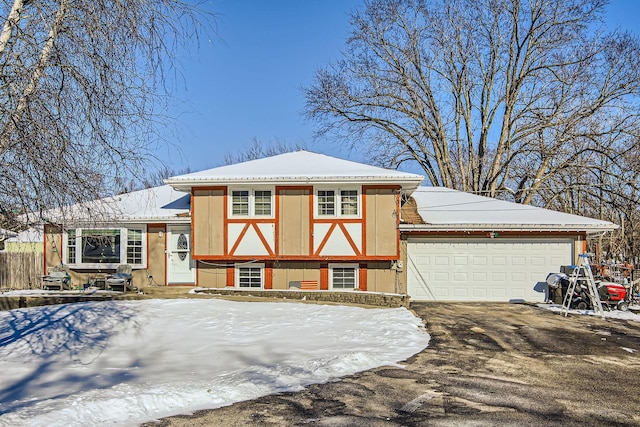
[65,227,146,268]
[341,190,358,215]
[127,229,143,264]
[232,190,249,216]
[316,188,360,217]
[317,190,335,215]
[236,264,264,288]
[330,263,358,289]
[254,190,272,215]
[81,229,120,264]
[230,189,273,217]
[66,230,76,264]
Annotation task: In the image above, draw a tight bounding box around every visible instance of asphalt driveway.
[149,302,640,426]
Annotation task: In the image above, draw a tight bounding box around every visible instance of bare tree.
[223,137,307,165]
[0,0,213,229]
[304,0,640,205]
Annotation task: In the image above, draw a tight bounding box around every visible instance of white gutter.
[166,176,424,193]
[399,223,619,233]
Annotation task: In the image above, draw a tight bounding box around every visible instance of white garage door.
[407,238,573,302]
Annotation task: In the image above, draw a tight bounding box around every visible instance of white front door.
[167,226,195,284]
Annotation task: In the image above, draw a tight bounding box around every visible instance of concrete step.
[140,285,196,298]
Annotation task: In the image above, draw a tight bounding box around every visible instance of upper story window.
[232,190,250,215]
[230,189,273,217]
[64,227,146,269]
[315,188,360,218]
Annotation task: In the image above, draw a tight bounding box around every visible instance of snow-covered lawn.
[0,299,430,426]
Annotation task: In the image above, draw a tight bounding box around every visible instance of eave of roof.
[165,150,425,193]
[403,186,619,234]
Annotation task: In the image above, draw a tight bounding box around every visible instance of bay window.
[65,227,146,268]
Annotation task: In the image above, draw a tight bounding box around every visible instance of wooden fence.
[0,252,43,290]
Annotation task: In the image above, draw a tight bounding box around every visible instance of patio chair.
[41,266,71,290]
[106,264,134,292]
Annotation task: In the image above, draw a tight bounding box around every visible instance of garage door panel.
[531,256,545,266]
[473,288,488,298]
[454,288,469,298]
[435,256,449,265]
[453,272,468,282]
[492,257,507,265]
[511,256,526,266]
[491,288,507,298]
[454,256,468,265]
[473,272,487,281]
[490,271,505,281]
[434,271,449,281]
[407,239,573,302]
[415,255,430,265]
[434,287,450,298]
[512,272,526,281]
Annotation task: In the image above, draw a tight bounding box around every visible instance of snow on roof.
[6,227,43,243]
[402,187,618,233]
[165,150,424,191]
[42,185,190,225]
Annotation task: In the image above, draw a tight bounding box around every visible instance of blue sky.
[164,0,640,172]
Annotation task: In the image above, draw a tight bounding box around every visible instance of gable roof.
[40,185,190,226]
[165,150,424,192]
[401,187,618,233]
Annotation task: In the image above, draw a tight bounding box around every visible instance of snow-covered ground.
[538,303,640,321]
[0,299,430,426]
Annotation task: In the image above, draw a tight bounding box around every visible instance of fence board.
[0,252,43,290]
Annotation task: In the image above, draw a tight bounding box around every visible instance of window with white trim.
[230,189,273,217]
[315,188,360,217]
[126,229,143,264]
[236,263,264,288]
[329,263,359,289]
[232,190,249,215]
[66,230,76,264]
[64,227,146,268]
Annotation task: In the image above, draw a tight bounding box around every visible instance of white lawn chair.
[42,266,71,290]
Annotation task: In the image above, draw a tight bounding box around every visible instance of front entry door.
[167,226,195,284]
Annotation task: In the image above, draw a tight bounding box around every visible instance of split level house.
[41,151,617,302]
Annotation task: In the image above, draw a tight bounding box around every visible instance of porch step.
[140,286,196,298]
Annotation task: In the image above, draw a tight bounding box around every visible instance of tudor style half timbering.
[166,151,424,292]
[190,185,400,260]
